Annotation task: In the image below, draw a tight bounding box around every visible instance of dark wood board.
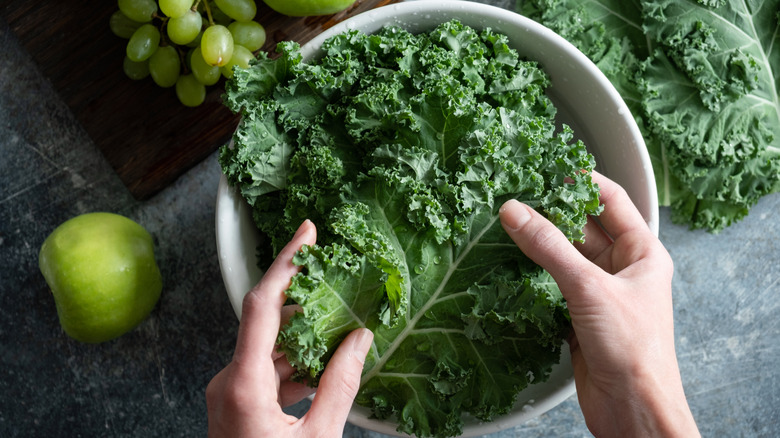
[2,0,400,200]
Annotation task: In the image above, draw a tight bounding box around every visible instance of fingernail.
[293,219,312,238]
[352,328,374,364]
[500,200,531,231]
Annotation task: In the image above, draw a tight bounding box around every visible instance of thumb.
[499,199,599,295]
[304,328,373,432]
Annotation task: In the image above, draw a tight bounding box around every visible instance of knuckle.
[208,369,255,411]
[241,287,271,318]
[600,178,629,205]
[524,220,558,254]
[336,367,362,400]
[328,353,365,402]
[241,288,262,310]
[205,379,219,407]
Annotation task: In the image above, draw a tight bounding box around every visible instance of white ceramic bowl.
[216,1,657,436]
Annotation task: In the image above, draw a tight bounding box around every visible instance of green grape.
[201,24,234,67]
[110,10,143,39]
[167,9,202,45]
[149,45,181,88]
[214,0,257,22]
[123,56,150,80]
[126,24,161,62]
[159,0,194,18]
[190,47,221,86]
[118,0,157,23]
[228,21,265,52]
[185,30,204,48]
[175,74,206,107]
[206,4,233,26]
[220,45,253,79]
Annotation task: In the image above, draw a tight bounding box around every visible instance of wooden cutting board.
[2,0,400,200]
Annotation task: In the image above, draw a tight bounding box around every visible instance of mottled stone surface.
[1,2,778,437]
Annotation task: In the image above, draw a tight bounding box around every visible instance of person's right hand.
[206,220,373,438]
[499,172,699,438]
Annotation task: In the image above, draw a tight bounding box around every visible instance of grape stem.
[158,16,172,47]
[201,0,215,26]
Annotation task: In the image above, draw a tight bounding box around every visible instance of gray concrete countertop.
[1,3,778,437]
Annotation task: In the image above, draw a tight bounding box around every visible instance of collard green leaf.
[221,20,601,437]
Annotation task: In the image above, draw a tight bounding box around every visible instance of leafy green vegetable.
[517,0,780,232]
[220,20,602,437]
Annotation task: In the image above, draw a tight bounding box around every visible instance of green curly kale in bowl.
[219,20,601,438]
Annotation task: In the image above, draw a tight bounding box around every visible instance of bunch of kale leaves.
[221,20,602,438]
[518,0,780,232]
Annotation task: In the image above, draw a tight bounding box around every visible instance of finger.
[278,380,316,407]
[233,220,317,365]
[274,348,316,407]
[304,328,374,433]
[274,354,298,382]
[573,215,612,262]
[271,305,303,362]
[590,172,649,238]
[499,199,601,293]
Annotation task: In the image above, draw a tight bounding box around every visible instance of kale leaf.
[517,0,780,232]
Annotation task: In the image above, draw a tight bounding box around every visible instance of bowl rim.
[216,1,657,436]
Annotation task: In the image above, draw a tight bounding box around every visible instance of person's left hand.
[206,219,374,438]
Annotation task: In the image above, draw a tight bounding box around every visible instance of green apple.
[262,0,357,16]
[39,212,162,343]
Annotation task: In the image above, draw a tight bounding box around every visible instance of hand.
[499,172,699,438]
[206,220,374,438]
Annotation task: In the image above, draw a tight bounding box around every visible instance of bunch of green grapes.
[110,0,266,107]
